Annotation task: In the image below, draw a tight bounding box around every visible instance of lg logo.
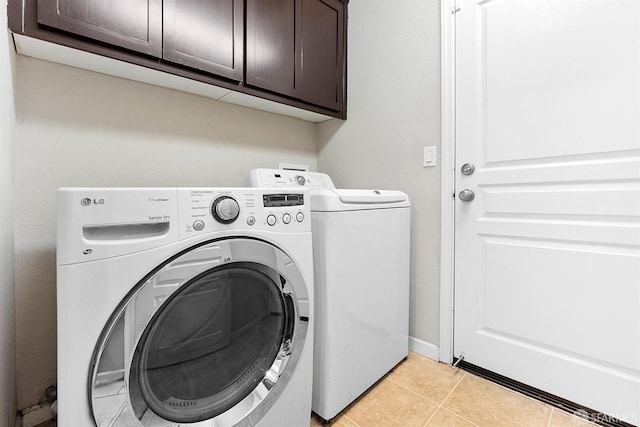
[81,198,105,206]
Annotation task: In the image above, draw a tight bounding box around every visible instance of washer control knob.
[212,196,240,224]
[282,213,291,224]
[296,212,305,223]
[295,175,306,186]
[267,214,277,226]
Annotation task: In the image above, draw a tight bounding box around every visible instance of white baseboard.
[409,336,440,361]
[18,401,55,427]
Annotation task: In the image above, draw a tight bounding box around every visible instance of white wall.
[0,9,17,427]
[13,56,318,410]
[318,0,441,348]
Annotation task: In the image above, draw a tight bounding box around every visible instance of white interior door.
[453,0,640,423]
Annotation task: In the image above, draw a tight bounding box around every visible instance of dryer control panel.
[247,168,336,190]
[178,188,310,240]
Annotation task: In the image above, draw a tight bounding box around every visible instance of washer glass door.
[89,238,309,426]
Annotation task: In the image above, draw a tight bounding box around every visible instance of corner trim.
[439,0,457,364]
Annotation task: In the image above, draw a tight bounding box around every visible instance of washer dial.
[211,196,240,224]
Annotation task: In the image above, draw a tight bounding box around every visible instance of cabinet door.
[36,0,162,57]
[164,0,244,81]
[297,0,345,111]
[245,0,297,96]
[246,0,345,112]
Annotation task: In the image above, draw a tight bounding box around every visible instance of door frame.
[439,0,457,364]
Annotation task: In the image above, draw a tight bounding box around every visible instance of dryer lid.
[310,189,410,212]
[336,189,407,204]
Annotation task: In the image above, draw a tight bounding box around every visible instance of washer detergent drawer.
[57,188,180,265]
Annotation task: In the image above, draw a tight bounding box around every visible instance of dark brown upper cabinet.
[11,0,347,119]
[298,0,345,111]
[246,0,345,112]
[36,0,163,57]
[245,0,296,96]
[163,0,244,81]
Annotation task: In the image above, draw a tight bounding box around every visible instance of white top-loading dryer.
[248,169,411,421]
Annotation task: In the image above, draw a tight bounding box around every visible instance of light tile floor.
[310,352,598,427]
[35,352,598,427]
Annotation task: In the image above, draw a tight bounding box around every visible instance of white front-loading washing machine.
[57,187,314,427]
[248,169,411,421]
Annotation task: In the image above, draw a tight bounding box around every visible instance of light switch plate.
[423,146,437,167]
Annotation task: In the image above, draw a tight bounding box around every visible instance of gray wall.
[0,10,17,427]
[318,0,442,348]
[11,0,442,414]
[13,56,318,409]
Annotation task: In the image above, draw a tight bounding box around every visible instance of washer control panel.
[178,188,310,239]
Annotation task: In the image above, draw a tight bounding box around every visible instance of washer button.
[193,220,205,231]
[296,212,305,222]
[247,216,256,226]
[295,175,306,186]
[282,213,291,224]
[267,214,277,226]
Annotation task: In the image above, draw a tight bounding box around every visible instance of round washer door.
[89,238,309,426]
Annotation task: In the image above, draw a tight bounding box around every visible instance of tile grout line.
[417,368,476,427]
[382,376,443,427]
[435,371,483,427]
[338,361,475,427]
[546,407,555,427]
[328,362,572,427]
[385,376,444,408]
[469,370,559,424]
[439,368,468,409]
[384,373,462,427]
[341,412,360,427]
[421,405,439,427]
[436,406,482,427]
[448,371,561,427]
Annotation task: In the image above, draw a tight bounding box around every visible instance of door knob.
[461,163,475,175]
[458,189,475,202]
